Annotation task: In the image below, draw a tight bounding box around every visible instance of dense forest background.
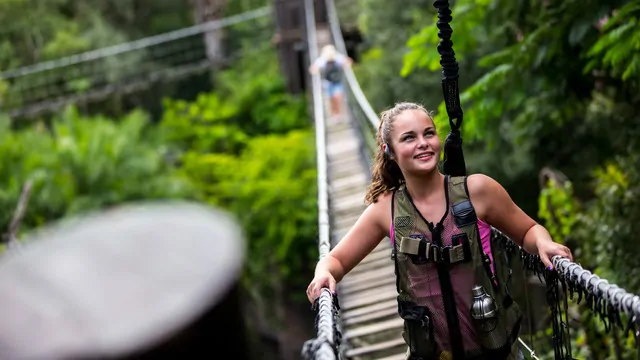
[1,0,639,359]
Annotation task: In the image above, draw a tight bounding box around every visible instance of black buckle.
[431,244,467,265]
[408,234,429,265]
[407,235,469,265]
[431,246,440,263]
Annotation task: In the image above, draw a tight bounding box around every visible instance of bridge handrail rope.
[553,256,640,318]
[0,6,272,80]
[6,42,273,119]
[3,8,273,119]
[306,0,640,359]
[301,0,340,359]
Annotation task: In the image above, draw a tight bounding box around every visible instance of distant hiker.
[309,45,352,122]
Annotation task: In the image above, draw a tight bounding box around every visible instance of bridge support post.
[272,0,327,94]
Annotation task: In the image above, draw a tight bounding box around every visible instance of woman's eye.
[402,135,414,141]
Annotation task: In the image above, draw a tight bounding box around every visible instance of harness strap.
[399,236,469,264]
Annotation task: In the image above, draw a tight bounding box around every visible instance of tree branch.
[3,180,33,246]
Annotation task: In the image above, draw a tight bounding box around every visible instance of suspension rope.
[517,338,541,360]
[493,228,640,357]
[432,0,463,130]
[6,43,272,119]
[552,256,640,320]
[301,0,341,358]
[493,228,640,321]
[0,7,271,80]
[432,0,466,177]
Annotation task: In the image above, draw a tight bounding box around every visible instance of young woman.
[305,102,573,360]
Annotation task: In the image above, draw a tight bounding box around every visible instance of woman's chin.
[408,164,438,175]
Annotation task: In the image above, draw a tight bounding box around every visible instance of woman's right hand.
[306,271,337,303]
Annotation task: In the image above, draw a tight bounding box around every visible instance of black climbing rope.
[433,0,466,177]
[545,267,576,359]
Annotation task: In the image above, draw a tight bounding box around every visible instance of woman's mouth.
[414,152,434,161]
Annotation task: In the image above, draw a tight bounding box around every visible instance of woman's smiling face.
[389,109,440,174]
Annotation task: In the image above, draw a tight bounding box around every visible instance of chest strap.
[398,234,471,265]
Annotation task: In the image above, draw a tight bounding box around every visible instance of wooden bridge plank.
[342,307,398,327]
[343,318,404,340]
[345,338,406,357]
[341,299,398,321]
[375,353,407,360]
[340,266,394,287]
[340,289,398,311]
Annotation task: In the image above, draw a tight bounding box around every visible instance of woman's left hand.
[537,239,573,270]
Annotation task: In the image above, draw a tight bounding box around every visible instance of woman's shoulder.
[378,190,395,202]
[465,173,508,221]
[365,191,394,218]
[466,173,500,197]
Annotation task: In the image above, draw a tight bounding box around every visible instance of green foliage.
[0,0,317,352]
[180,131,318,298]
[0,106,196,238]
[579,157,640,293]
[224,0,270,16]
[352,0,443,112]
[537,180,579,246]
[160,50,308,155]
[586,2,640,80]
[0,0,196,116]
[402,0,494,77]
[161,93,248,154]
[402,0,627,173]
[536,161,640,358]
[158,46,318,306]
[214,50,309,135]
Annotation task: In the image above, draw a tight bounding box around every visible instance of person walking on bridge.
[309,44,352,123]
[305,102,574,360]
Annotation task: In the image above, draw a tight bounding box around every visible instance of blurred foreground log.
[0,202,249,359]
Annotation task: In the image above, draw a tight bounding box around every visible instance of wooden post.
[272,0,314,94]
[0,202,249,359]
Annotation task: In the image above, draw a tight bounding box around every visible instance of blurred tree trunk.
[190,0,227,63]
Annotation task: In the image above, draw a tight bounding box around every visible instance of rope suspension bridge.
[2,1,640,360]
[0,7,273,119]
[301,1,640,360]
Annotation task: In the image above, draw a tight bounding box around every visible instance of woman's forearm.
[315,255,346,282]
[521,224,553,255]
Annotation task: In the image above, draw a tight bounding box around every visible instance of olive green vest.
[392,176,522,360]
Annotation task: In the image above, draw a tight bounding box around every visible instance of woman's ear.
[382,143,392,159]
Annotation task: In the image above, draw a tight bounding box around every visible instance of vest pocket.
[398,300,435,358]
